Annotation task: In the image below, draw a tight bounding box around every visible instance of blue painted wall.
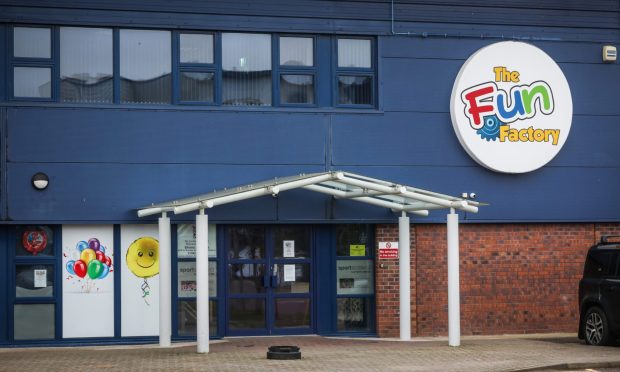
[0,1,619,223]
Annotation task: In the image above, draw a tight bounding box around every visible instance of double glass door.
[226,225,312,335]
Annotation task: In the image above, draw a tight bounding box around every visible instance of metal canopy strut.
[137,171,485,352]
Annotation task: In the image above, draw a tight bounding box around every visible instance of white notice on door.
[34,269,47,288]
[283,240,295,257]
[283,264,296,282]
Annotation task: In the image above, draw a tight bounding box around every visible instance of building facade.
[0,0,619,345]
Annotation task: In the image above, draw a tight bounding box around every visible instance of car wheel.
[584,306,613,346]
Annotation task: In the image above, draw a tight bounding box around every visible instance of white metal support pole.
[399,212,411,341]
[158,212,172,347]
[447,208,460,347]
[196,210,210,353]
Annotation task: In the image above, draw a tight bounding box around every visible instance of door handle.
[270,264,278,288]
[263,275,269,288]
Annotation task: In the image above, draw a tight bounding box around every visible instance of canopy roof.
[137,171,483,218]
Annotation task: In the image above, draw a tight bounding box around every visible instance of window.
[9,25,377,109]
[120,29,171,104]
[11,26,53,99]
[175,224,218,337]
[335,225,375,332]
[279,36,315,105]
[222,33,271,106]
[12,226,58,340]
[336,38,375,106]
[178,33,215,103]
[60,27,113,103]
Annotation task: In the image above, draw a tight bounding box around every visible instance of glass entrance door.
[225,225,313,335]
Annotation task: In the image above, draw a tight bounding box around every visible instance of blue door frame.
[224,225,315,336]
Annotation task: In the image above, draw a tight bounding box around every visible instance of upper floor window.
[222,33,271,106]
[336,38,374,106]
[120,29,172,104]
[279,36,315,105]
[178,33,215,103]
[9,25,376,109]
[60,27,113,103]
[12,26,53,99]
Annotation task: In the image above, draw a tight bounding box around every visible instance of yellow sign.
[349,245,366,256]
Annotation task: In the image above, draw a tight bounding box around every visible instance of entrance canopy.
[136,170,485,352]
[137,171,481,217]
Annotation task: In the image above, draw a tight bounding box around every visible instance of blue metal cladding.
[0,1,619,224]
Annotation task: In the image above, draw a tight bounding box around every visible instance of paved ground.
[0,334,619,372]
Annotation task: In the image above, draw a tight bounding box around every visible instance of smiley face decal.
[126,237,159,278]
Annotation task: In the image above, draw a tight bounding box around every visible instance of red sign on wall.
[378,241,399,259]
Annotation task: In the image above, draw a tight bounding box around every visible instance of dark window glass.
[274,263,310,294]
[336,225,369,257]
[338,39,371,68]
[180,72,214,102]
[14,304,55,340]
[222,33,271,106]
[180,34,214,64]
[337,297,372,332]
[583,252,612,278]
[16,226,54,257]
[280,75,314,104]
[338,75,372,105]
[14,27,51,58]
[228,264,265,294]
[13,67,51,98]
[273,225,310,258]
[275,298,311,328]
[120,29,171,104]
[228,298,265,329]
[280,37,313,67]
[177,300,217,336]
[16,265,54,298]
[60,27,113,103]
[227,226,265,259]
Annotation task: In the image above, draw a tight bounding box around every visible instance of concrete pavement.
[0,334,619,372]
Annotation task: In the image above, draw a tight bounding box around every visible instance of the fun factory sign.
[450,42,572,173]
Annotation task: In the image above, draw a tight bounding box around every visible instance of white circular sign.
[450,41,572,173]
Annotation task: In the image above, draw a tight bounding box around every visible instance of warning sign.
[378,241,399,259]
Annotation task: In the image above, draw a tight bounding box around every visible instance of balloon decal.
[126,237,159,306]
[66,238,113,289]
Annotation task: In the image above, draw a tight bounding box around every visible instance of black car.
[578,235,620,346]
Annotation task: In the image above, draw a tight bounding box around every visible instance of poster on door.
[336,259,374,295]
[177,224,217,258]
[177,261,217,297]
[121,224,159,337]
[62,225,114,338]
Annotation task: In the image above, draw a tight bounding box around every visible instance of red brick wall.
[375,222,620,337]
[375,224,415,337]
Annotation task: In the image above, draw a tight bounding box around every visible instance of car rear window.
[583,252,613,278]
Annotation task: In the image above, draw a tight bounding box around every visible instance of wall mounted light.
[31,172,49,190]
[603,45,617,63]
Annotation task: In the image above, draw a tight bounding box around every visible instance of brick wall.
[375,222,619,337]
